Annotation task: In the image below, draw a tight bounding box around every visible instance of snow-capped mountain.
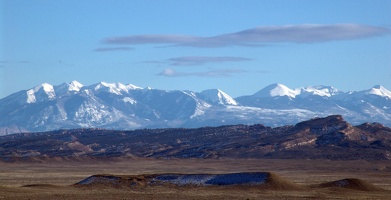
[54,80,83,95]
[0,81,390,135]
[198,89,238,106]
[299,85,341,98]
[26,83,56,103]
[364,85,391,98]
[253,83,299,98]
[86,82,142,95]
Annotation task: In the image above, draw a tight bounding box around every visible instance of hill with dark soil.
[317,178,384,191]
[73,172,302,190]
[1,115,391,160]
[72,172,385,192]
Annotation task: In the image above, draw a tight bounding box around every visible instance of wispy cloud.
[94,47,133,52]
[168,56,252,66]
[0,61,6,68]
[104,35,198,45]
[57,60,75,67]
[16,60,31,64]
[158,68,246,77]
[0,60,32,66]
[103,24,390,47]
[141,60,168,65]
[255,70,271,74]
[143,56,252,66]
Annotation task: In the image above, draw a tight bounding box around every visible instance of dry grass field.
[1,158,391,199]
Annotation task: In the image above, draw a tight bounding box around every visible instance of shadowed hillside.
[1,115,391,161]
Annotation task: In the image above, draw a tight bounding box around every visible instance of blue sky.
[1,0,391,98]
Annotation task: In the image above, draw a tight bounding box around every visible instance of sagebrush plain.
[1,158,391,199]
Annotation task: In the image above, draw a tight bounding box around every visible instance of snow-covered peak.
[90,82,133,95]
[42,83,55,94]
[53,81,83,96]
[94,82,124,95]
[199,89,238,105]
[299,85,340,97]
[365,85,391,98]
[254,83,298,98]
[26,83,56,103]
[68,80,83,92]
[125,83,142,90]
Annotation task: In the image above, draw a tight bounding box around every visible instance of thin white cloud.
[103,24,390,47]
[94,47,133,52]
[143,56,252,66]
[168,56,252,66]
[16,60,31,64]
[0,60,32,66]
[57,60,75,67]
[141,60,168,64]
[255,70,271,74]
[158,68,246,77]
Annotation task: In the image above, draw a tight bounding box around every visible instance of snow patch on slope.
[180,91,211,119]
[123,97,137,104]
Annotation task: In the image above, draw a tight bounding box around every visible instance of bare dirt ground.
[1,158,391,199]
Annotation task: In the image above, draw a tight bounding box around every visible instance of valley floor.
[1,158,391,199]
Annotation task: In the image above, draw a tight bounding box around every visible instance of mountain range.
[0,81,390,135]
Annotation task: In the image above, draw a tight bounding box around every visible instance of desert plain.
[0,158,391,199]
